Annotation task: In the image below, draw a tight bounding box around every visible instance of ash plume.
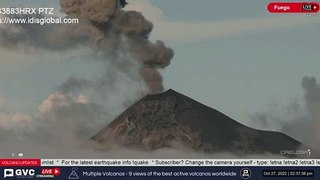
[60,0,174,94]
[0,0,174,94]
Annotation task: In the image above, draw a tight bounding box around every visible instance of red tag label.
[268,2,319,13]
[0,159,41,167]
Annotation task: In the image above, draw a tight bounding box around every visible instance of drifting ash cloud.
[251,76,320,154]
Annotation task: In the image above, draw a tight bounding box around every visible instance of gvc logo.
[4,169,35,178]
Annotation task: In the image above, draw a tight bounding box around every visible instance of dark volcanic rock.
[91,89,308,157]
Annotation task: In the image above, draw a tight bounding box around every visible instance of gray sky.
[0,0,319,127]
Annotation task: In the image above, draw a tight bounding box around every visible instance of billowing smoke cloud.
[59,0,173,93]
[251,76,320,154]
[0,0,174,94]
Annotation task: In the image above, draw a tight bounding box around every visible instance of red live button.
[0,159,41,167]
[268,2,319,13]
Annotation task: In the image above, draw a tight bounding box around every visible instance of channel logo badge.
[4,169,14,178]
[3,169,35,178]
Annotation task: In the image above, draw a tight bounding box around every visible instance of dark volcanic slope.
[91,89,306,156]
